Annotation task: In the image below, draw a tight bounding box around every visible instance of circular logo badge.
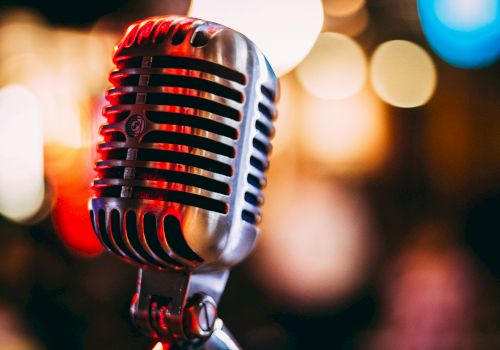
[125,114,145,137]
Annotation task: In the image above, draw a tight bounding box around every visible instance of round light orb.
[324,0,366,17]
[296,32,367,100]
[189,0,324,76]
[370,40,437,108]
[299,88,389,175]
[323,7,370,37]
[418,0,500,68]
[0,85,44,222]
[255,178,375,310]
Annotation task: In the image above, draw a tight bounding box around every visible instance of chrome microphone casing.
[89,16,278,274]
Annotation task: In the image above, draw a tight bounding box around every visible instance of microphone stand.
[131,269,242,350]
[157,319,241,350]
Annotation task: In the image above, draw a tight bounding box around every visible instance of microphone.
[88,15,278,347]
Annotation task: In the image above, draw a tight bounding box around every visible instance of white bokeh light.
[189,0,324,76]
[435,0,498,31]
[370,40,437,108]
[298,88,390,175]
[0,85,44,222]
[256,177,376,310]
[296,32,367,100]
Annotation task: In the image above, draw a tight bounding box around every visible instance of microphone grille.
[89,16,278,270]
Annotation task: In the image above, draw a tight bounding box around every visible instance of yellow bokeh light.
[370,40,437,108]
[295,32,367,100]
[189,0,324,76]
[298,87,389,175]
[256,177,375,309]
[324,0,366,17]
[323,7,370,37]
[0,85,44,222]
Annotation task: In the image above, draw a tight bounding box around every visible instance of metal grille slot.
[102,109,130,124]
[97,209,122,256]
[125,211,177,267]
[106,91,240,121]
[132,187,228,214]
[95,186,122,198]
[247,173,265,189]
[110,209,142,264]
[116,56,246,85]
[110,73,243,103]
[260,84,276,101]
[241,84,277,225]
[258,102,275,120]
[141,131,235,158]
[255,120,274,138]
[101,130,126,142]
[164,215,203,262]
[249,155,267,172]
[98,167,230,195]
[136,149,232,176]
[252,137,271,155]
[241,210,258,225]
[143,213,185,266]
[146,111,238,139]
[100,149,127,160]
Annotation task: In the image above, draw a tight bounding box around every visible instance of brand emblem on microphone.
[126,115,145,137]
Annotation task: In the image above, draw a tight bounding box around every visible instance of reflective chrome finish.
[88,15,278,349]
[89,15,278,272]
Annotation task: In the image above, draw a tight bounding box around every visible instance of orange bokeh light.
[46,144,103,256]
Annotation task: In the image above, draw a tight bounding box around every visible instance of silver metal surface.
[182,319,241,350]
[89,15,278,273]
[130,268,229,342]
[88,15,278,348]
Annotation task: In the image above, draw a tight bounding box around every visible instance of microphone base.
[130,268,233,346]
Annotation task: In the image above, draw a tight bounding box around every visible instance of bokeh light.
[418,0,500,68]
[256,177,376,310]
[298,87,390,176]
[0,85,44,222]
[324,0,365,17]
[367,223,477,349]
[370,40,437,108]
[0,10,111,252]
[296,32,367,100]
[47,144,103,256]
[189,0,324,76]
[323,6,370,37]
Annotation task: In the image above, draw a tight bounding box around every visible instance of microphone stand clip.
[130,268,241,349]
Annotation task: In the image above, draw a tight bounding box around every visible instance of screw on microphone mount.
[184,294,218,339]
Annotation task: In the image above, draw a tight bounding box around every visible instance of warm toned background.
[0,0,499,349]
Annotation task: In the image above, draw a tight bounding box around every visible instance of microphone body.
[88,15,278,346]
[89,16,277,272]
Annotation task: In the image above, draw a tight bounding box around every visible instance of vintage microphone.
[88,15,278,349]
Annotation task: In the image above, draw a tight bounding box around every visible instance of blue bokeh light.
[418,0,500,68]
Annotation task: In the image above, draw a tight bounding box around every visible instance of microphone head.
[89,16,278,272]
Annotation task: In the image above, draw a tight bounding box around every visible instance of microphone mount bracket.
[130,268,241,349]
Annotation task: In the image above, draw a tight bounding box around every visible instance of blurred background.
[0,0,499,349]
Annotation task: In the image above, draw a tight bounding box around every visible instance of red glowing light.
[46,144,103,256]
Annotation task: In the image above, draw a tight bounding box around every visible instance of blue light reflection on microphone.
[418,0,500,68]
